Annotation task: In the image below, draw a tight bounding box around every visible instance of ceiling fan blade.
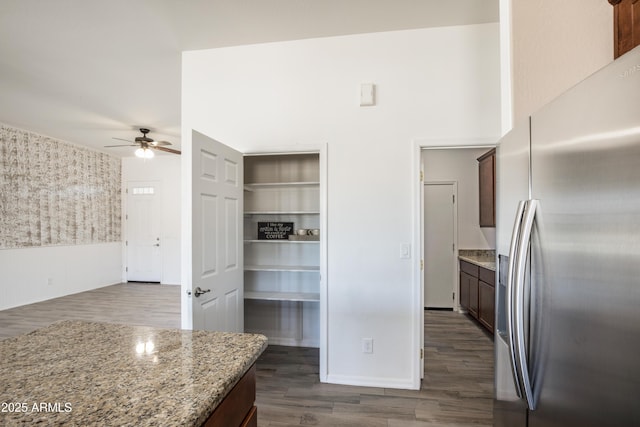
[104,144,138,148]
[112,137,134,143]
[151,140,172,147]
[153,146,182,155]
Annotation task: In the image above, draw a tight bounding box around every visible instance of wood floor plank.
[0,286,495,426]
[0,283,181,339]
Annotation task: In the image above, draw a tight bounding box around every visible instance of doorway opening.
[184,130,328,381]
[412,141,497,384]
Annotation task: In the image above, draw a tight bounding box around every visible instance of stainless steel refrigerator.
[494,45,640,426]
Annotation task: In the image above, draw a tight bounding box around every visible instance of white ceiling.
[0,0,498,156]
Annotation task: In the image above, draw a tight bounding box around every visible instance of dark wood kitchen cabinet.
[459,259,495,334]
[478,266,495,332]
[610,0,640,58]
[459,271,476,317]
[477,148,496,228]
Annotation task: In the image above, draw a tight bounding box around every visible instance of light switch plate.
[362,338,373,353]
[400,243,411,259]
[360,83,375,106]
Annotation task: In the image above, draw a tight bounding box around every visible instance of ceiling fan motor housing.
[135,128,153,143]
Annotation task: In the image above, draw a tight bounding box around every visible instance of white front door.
[190,131,244,332]
[424,182,456,309]
[126,181,162,282]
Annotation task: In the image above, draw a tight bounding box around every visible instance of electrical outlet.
[362,338,373,354]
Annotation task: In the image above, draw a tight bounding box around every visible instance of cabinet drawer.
[479,267,495,286]
[460,260,479,277]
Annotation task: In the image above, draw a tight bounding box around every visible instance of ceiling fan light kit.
[104,128,181,157]
[135,147,154,159]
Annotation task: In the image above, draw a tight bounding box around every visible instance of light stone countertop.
[458,249,496,271]
[0,320,267,426]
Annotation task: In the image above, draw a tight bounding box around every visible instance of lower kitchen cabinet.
[478,281,495,331]
[459,259,495,334]
[459,272,471,312]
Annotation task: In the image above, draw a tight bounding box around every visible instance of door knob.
[194,286,211,297]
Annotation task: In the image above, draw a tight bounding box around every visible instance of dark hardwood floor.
[255,310,493,426]
[0,284,494,426]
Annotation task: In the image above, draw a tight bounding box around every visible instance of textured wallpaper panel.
[0,124,121,248]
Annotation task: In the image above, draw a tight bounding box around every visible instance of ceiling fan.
[105,128,181,158]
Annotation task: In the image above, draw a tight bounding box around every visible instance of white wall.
[182,24,501,388]
[423,148,496,250]
[121,155,181,285]
[502,0,613,124]
[0,243,121,310]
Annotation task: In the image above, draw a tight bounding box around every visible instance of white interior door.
[191,131,244,332]
[424,182,456,308]
[126,181,162,282]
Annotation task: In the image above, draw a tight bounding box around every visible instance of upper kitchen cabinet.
[477,148,496,228]
[610,0,640,58]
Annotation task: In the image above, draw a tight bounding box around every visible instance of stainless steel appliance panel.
[528,47,640,426]
[494,119,531,427]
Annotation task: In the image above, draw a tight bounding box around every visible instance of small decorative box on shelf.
[288,235,320,241]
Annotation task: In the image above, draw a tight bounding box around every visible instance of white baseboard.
[325,374,417,390]
[246,334,319,348]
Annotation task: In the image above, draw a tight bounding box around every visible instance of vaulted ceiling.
[0,0,498,156]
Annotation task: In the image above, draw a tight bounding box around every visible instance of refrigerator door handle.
[506,200,527,399]
[514,199,538,410]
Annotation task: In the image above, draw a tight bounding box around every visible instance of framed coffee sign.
[257,222,294,240]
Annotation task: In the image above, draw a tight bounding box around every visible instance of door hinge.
[420,348,424,359]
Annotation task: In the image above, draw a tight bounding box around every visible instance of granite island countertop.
[458,249,496,271]
[0,320,267,426]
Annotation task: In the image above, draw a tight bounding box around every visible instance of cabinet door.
[478,280,495,332]
[478,149,496,227]
[459,272,470,310]
[612,0,640,58]
[469,275,479,317]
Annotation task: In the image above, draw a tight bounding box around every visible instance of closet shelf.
[244,239,319,244]
[244,181,319,191]
[244,264,319,272]
[244,211,320,215]
[244,291,320,303]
